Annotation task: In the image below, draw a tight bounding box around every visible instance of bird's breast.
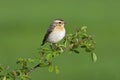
[55,26,64,31]
[47,27,65,43]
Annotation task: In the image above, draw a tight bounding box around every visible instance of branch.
[0,26,97,80]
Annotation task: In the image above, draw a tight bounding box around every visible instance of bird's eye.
[59,22,61,24]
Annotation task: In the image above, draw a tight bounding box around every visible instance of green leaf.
[46,53,52,61]
[28,58,35,63]
[81,26,87,30]
[73,49,80,54]
[48,65,54,72]
[7,78,14,80]
[81,26,87,33]
[55,66,60,74]
[91,52,97,62]
[59,47,64,53]
[0,65,3,72]
[85,48,91,52]
[2,76,6,80]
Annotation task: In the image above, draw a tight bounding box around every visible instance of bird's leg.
[50,43,58,50]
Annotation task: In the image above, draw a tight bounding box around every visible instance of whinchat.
[41,19,65,46]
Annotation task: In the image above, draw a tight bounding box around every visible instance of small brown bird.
[41,19,65,46]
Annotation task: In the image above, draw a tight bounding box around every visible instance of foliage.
[0,26,97,80]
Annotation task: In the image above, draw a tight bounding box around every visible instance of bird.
[41,19,65,46]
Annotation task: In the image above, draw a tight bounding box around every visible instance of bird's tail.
[41,41,45,46]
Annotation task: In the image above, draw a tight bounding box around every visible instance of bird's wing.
[41,24,55,46]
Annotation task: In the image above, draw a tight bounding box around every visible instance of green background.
[0,0,120,80]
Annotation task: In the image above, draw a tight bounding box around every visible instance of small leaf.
[28,58,35,63]
[46,53,52,61]
[58,46,64,53]
[69,44,74,49]
[81,26,87,32]
[81,26,87,30]
[85,48,91,52]
[91,52,97,62]
[2,76,6,80]
[6,78,13,80]
[73,49,80,54]
[48,65,54,72]
[0,65,3,72]
[81,45,86,48]
[55,66,60,74]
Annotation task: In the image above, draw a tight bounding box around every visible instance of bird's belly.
[47,30,65,43]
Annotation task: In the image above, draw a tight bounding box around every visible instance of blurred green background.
[0,0,120,80]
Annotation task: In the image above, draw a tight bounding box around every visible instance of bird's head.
[53,19,65,27]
